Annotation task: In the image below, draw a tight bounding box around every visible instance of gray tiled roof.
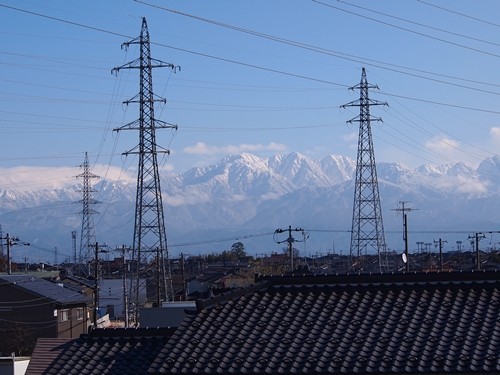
[41,328,175,375]
[161,271,500,374]
[31,271,500,374]
[0,275,90,305]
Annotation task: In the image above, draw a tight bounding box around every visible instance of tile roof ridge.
[255,269,500,286]
[87,326,176,338]
[195,280,271,311]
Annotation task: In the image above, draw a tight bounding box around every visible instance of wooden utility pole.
[93,242,99,327]
[120,245,129,328]
[274,226,305,272]
[433,238,447,271]
[392,202,417,272]
[468,233,486,270]
[1,233,30,275]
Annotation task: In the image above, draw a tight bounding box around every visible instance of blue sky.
[1,0,500,188]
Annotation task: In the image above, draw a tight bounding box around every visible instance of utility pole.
[112,18,179,322]
[180,253,187,301]
[456,240,463,268]
[433,238,447,271]
[156,247,161,308]
[6,235,12,275]
[92,242,109,327]
[71,231,77,264]
[341,68,389,273]
[274,226,305,271]
[392,202,417,272]
[416,241,424,254]
[93,242,100,326]
[119,245,129,328]
[468,232,486,270]
[1,233,30,275]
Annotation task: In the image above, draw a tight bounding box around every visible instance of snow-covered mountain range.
[1,152,500,261]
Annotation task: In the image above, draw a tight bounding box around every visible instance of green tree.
[230,242,246,259]
[0,323,36,356]
[0,251,7,273]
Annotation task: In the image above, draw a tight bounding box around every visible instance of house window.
[60,309,69,322]
[76,308,84,320]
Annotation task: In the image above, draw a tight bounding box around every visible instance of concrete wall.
[0,357,30,375]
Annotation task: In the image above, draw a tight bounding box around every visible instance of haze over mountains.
[1,152,500,262]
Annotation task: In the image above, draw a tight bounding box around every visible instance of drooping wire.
[417,0,500,29]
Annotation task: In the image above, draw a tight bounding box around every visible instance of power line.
[417,0,500,29]
[379,91,500,115]
[0,2,346,88]
[313,0,500,59]
[180,122,344,132]
[0,3,129,39]
[169,231,275,248]
[381,94,496,164]
[338,0,500,48]
[5,0,500,113]
[137,0,500,94]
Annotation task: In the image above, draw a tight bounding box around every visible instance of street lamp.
[1,233,30,275]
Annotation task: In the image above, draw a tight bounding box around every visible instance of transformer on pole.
[341,68,389,273]
[274,226,305,272]
[112,18,178,322]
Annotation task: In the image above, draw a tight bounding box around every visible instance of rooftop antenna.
[341,68,389,273]
[112,17,179,322]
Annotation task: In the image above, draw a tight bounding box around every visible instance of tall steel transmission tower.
[76,152,100,268]
[0,224,4,256]
[112,17,178,319]
[342,68,389,273]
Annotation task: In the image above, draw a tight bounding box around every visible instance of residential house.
[0,275,92,356]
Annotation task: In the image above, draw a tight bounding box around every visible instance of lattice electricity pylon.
[76,152,100,269]
[112,17,178,320]
[341,68,389,273]
[0,224,4,256]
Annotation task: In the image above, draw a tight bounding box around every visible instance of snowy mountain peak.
[1,152,499,259]
[415,162,476,177]
[478,155,500,175]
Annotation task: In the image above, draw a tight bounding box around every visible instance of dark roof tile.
[174,272,499,373]
[29,271,500,374]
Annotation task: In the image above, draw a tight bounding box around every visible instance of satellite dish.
[402,253,407,264]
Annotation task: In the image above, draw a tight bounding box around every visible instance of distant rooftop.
[0,275,90,305]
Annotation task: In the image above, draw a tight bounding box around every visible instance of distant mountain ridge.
[1,152,500,261]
